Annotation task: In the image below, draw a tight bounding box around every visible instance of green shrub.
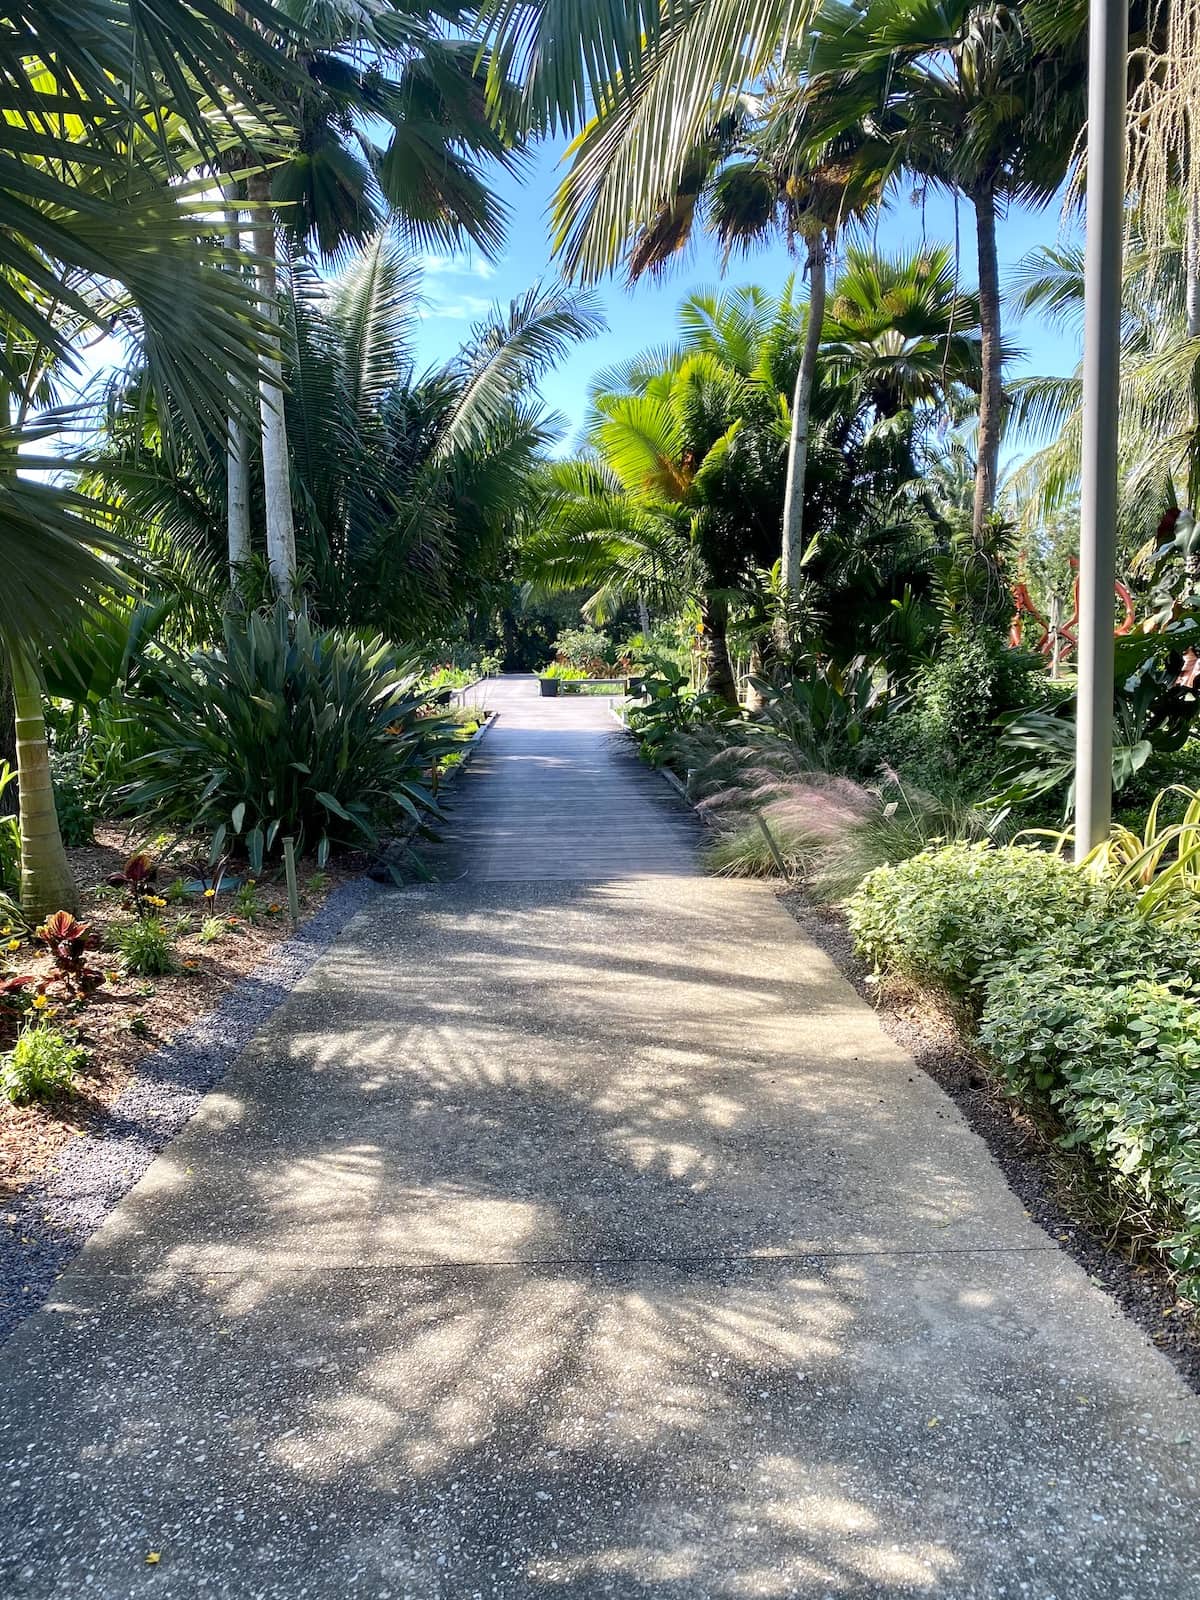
[980,966,1200,1294]
[539,661,590,680]
[121,605,453,866]
[751,657,894,774]
[422,663,480,694]
[1,1026,86,1104]
[913,629,1036,753]
[553,625,615,670]
[51,761,94,846]
[627,674,741,770]
[197,917,224,944]
[846,843,1113,997]
[868,629,1037,800]
[114,917,175,976]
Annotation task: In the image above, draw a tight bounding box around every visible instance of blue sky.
[411,137,1084,458]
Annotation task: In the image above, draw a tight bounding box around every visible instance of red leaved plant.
[34,911,105,997]
[107,852,157,916]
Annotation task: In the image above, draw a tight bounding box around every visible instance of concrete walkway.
[1,676,1198,1598]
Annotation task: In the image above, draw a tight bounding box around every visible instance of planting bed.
[0,826,381,1344]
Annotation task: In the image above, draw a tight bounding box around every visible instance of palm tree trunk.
[11,646,77,919]
[700,593,737,704]
[223,181,253,593]
[971,182,1003,538]
[781,231,827,594]
[745,634,767,711]
[227,413,252,592]
[0,655,16,813]
[246,169,296,604]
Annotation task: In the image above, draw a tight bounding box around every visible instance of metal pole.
[1074,0,1127,859]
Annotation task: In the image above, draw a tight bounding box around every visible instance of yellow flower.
[6,939,19,952]
[105,970,120,985]
[203,888,216,899]
[146,895,166,908]
[31,994,49,1010]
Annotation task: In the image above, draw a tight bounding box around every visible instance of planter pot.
[539,677,560,697]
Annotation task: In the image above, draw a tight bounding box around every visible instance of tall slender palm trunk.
[223,181,252,594]
[12,647,77,918]
[781,231,827,594]
[971,182,1003,539]
[1,376,76,916]
[246,169,296,604]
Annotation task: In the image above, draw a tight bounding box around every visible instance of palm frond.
[329,228,420,423]
[433,281,605,460]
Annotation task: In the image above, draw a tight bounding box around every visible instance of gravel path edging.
[0,876,382,1347]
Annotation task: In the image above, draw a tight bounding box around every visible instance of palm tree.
[527,294,796,699]
[233,1,521,604]
[529,266,981,692]
[480,0,813,281]
[801,0,1083,540]
[821,244,983,420]
[492,0,1081,546]
[90,237,605,646]
[614,87,891,595]
[1009,224,1200,558]
[0,0,296,916]
[283,240,605,634]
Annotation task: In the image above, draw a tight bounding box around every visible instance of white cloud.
[417,290,494,322]
[416,252,499,282]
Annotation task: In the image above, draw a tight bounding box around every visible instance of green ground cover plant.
[113,918,176,978]
[846,842,1113,997]
[981,964,1200,1295]
[1,1026,86,1105]
[848,835,1200,1298]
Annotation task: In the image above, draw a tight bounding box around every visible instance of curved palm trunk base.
[701,596,738,704]
[12,648,77,920]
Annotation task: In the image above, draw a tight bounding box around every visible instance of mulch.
[0,825,355,1202]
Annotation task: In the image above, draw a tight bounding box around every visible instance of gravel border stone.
[0,877,381,1347]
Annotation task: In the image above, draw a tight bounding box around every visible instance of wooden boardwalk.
[432,676,702,880]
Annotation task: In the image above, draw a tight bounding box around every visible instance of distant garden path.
[1,676,1197,1597]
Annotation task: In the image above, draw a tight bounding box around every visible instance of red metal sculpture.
[1009,558,1136,659]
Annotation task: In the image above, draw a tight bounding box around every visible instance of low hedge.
[846,842,1114,997]
[848,842,1200,1298]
